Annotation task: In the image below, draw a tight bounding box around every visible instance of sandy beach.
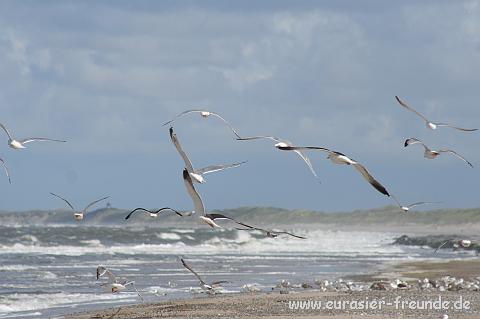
[66,259,480,319]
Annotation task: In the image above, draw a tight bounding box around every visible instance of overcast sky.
[0,1,479,212]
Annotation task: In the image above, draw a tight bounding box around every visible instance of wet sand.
[66,259,480,319]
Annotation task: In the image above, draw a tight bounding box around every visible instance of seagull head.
[427,122,437,130]
[200,111,211,117]
[274,142,289,148]
[74,212,84,221]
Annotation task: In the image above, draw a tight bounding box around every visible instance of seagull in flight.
[0,158,11,184]
[125,207,183,220]
[391,196,441,212]
[0,122,66,149]
[163,110,242,138]
[395,96,477,132]
[50,192,109,221]
[180,258,228,294]
[96,266,143,301]
[170,127,246,183]
[182,168,258,229]
[276,145,390,196]
[236,135,319,179]
[404,138,473,168]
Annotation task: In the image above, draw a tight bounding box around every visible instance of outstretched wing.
[273,231,307,239]
[19,137,66,144]
[207,213,257,229]
[125,207,183,220]
[0,123,13,140]
[83,196,109,213]
[162,110,203,126]
[434,239,454,253]
[0,158,12,184]
[435,123,478,132]
[183,169,205,215]
[195,161,247,175]
[407,201,441,209]
[438,149,473,168]
[208,112,242,139]
[395,96,429,122]
[50,192,75,211]
[169,127,194,172]
[353,163,390,196]
[181,258,206,284]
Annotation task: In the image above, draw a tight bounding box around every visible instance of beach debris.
[370,282,389,291]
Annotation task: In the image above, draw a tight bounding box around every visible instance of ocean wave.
[0,230,406,257]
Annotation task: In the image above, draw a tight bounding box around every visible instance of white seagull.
[276,145,390,196]
[180,258,228,294]
[236,135,319,179]
[170,127,246,183]
[391,196,441,212]
[0,158,11,184]
[96,266,143,301]
[395,96,477,131]
[404,138,473,168]
[50,193,109,221]
[0,122,66,149]
[163,109,242,138]
[125,207,183,220]
[182,168,258,229]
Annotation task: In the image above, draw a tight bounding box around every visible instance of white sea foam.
[0,292,130,315]
[156,233,182,240]
[0,230,406,257]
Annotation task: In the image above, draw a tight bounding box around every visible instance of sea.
[0,224,469,318]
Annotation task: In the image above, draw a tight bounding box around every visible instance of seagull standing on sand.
[236,135,319,179]
[163,110,242,138]
[182,168,258,229]
[395,96,477,131]
[125,207,183,220]
[50,193,109,221]
[275,145,390,196]
[404,138,473,167]
[0,158,11,184]
[180,258,228,294]
[0,123,66,149]
[96,266,143,301]
[170,127,246,183]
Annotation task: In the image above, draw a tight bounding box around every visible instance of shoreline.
[65,259,480,319]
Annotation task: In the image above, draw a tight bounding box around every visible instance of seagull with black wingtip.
[395,96,477,132]
[170,126,247,184]
[50,192,109,221]
[275,145,390,197]
[0,122,66,149]
[125,207,183,220]
[404,138,473,168]
[163,109,242,138]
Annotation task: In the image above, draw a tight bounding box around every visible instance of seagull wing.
[183,168,205,215]
[50,192,75,211]
[434,239,454,254]
[162,110,204,126]
[395,96,429,122]
[352,163,390,196]
[181,258,206,285]
[208,112,242,138]
[0,158,12,184]
[236,135,282,143]
[206,213,257,229]
[0,123,14,140]
[272,231,307,239]
[404,138,430,151]
[435,123,478,132]
[83,196,109,213]
[195,161,247,175]
[438,149,473,167]
[125,207,183,219]
[19,137,66,144]
[97,267,116,283]
[276,146,336,179]
[291,149,319,178]
[407,202,441,209]
[169,127,194,172]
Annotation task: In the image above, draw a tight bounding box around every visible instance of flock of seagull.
[1,96,477,297]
